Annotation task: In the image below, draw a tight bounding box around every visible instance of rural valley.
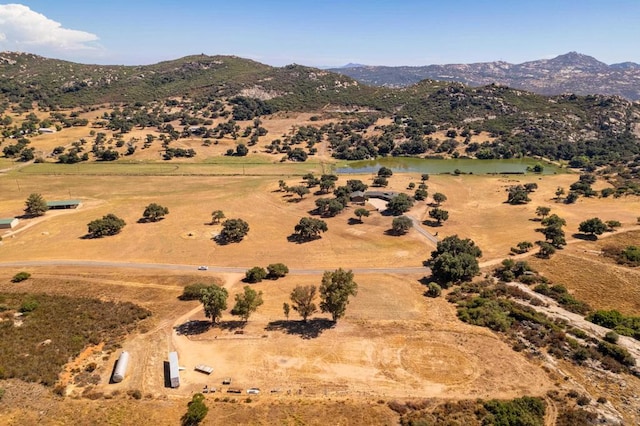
[1,50,640,426]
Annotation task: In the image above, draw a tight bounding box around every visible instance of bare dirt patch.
[528,231,640,315]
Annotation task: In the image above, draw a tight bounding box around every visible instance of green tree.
[181,393,208,426]
[231,286,264,321]
[506,186,530,204]
[294,217,328,241]
[387,193,414,215]
[535,206,551,220]
[235,143,248,156]
[179,283,209,301]
[540,214,566,248]
[345,179,368,192]
[290,285,317,322]
[414,188,428,200]
[432,192,447,206]
[536,241,556,258]
[555,187,565,201]
[377,166,393,177]
[421,174,430,182]
[565,191,579,204]
[579,217,607,237]
[220,218,249,243]
[24,193,48,217]
[429,207,449,225]
[391,216,413,235]
[267,263,289,279]
[354,208,370,223]
[87,214,126,238]
[245,266,267,283]
[429,235,482,286]
[211,210,225,224]
[319,268,358,322]
[319,177,336,193]
[200,285,228,324]
[372,176,388,187]
[532,163,544,173]
[142,203,169,222]
[289,185,310,199]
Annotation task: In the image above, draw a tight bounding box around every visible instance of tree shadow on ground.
[265,318,335,339]
[286,234,320,244]
[213,235,240,245]
[174,320,211,336]
[384,229,407,236]
[286,198,303,203]
[422,219,442,227]
[347,218,363,225]
[217,320,246,332]
[137,217,165,224]
[572,233,598,241]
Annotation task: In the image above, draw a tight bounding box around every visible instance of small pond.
[335,157,561,175]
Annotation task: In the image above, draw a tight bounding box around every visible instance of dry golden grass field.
[2,110,640,424]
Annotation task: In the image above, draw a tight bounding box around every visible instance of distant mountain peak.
[340,63,367,69]
[546,51,607,69]
[330,52,640,100]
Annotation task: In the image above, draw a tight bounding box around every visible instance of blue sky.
[1,1,639,66]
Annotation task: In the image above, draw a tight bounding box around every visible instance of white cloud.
[0,4,99,54]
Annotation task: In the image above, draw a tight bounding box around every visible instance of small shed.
[112,351,130,383]
[168,351,180,388]
[46,200,81,210]
[39,128,56,134]
[349,191,366,204]
[0,218,19,229]
[195,364,214,375]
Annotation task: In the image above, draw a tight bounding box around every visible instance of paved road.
[0,259,430,276]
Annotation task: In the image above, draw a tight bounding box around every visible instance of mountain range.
[329,52,640,101]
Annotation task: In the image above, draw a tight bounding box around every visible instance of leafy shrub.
[244,267,267,283]
[19,300,39,313]
[483,396,546,426]
[266,263,289,279]
[604,331,619,344]
[11,272,31,283]
[426,282,442,298]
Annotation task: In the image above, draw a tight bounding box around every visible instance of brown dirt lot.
[0,268,551,425]
[528,230,640,315]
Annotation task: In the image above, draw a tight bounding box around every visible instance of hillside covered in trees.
[1,52,640,169]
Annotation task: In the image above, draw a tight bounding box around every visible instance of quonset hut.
[112,351,129,383]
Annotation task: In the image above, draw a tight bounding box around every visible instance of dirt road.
[0,259,430,275]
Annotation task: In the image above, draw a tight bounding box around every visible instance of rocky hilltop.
[331,52,640,100]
